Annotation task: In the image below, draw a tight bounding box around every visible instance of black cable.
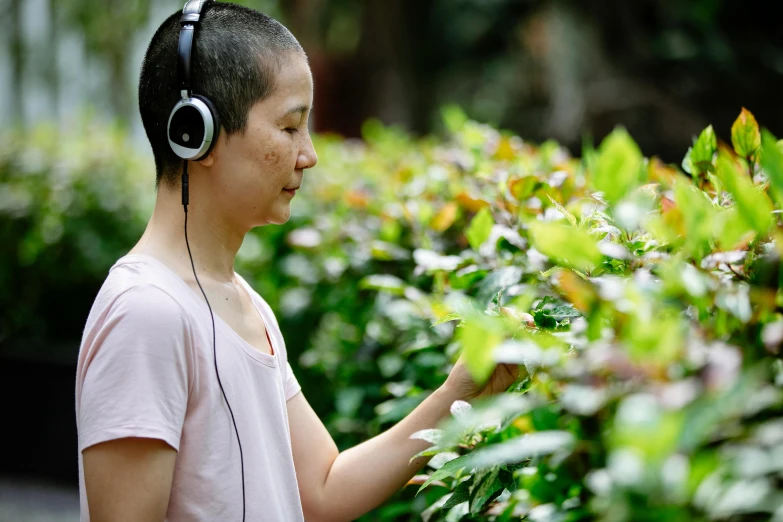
[182,160,246,522]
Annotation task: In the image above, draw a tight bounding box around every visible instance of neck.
[132,179,245,283]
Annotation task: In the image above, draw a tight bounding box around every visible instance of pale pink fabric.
[75,254,304,521]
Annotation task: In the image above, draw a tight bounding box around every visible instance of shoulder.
[81,283,192,351]
[107,284,188,327]
[89,255,194,330]
[234,272,278,324]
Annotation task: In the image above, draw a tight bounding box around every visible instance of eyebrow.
[283,104,311,117]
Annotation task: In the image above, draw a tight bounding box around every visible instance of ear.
[197,151,215,167]
[196,129,221,167]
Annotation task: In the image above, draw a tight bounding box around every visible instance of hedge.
[2,107,783,520]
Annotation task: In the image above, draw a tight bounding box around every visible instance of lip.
[283,187,298,196]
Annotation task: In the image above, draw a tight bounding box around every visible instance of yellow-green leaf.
[527,221,602,271]
[716,148,773,235]
[682,147,695,175]
[760,129,783,208]
[466,207,494,251]
[713,207,754,250]
[442,105,469,134]
[432,312,465,327]
[690,125,717,174]
[592,127,644,204]
[673,179,716,261]
[621,306,684,366]
[731,107,761,160]
[457,314,506,384]
[547,195,578,227]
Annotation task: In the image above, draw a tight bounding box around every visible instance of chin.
[267,210,291,226]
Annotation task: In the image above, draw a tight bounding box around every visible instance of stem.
[726,263,748,282]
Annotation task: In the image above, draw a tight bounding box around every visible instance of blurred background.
[5,0,783,158]
[2,0,783,520]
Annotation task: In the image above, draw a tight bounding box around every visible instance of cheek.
[264,150,280,164]
[259,136,296,168]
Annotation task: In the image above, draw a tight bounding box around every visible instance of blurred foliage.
[3,108,783,520]
[0,121,154,343]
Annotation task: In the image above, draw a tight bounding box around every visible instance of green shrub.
[0,121,152,342]
[3,107,782,520]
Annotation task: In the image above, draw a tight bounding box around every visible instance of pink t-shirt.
[75,254,305,521]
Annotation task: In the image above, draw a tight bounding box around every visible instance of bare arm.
[288,351,519,522]
[288,385,458,522]
[82,437,177,522]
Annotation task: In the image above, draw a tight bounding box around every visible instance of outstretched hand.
[442,354,521,402]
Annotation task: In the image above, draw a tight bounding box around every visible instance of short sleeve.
[77,285,192,453]
[284,361,301,401]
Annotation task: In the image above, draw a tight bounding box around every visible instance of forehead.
[265,53,313,107]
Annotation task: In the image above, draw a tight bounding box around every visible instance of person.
[74,2,519,521]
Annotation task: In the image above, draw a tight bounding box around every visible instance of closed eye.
[285,127,299,135]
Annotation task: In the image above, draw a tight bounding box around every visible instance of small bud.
[500,307,536,327]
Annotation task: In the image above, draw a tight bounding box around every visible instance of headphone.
[167,0,221,162]
[168,2,246,521]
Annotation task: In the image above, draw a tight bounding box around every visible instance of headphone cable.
[182,160,247,522]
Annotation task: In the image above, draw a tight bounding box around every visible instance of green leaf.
[731,107,761,160]
[713,207,754,251]
[370,240,410,261]
[592,127,644,204]
[498,469,517,493]
[442,105,469,133]
[475,266,523,308]
[442,479,472,509]
[463,431,575,469]
[417,455,472,495]
[466,207,494,251]
[527,221,602,272]
[716,148,773,235]
[760,129,783,208]
[533,304,581,328]
[411,429,444,445]
[439,395,534,447]
[358,274,406,295]
[411,446,451,460]
[673,179,716,261]
[456,314,506,384]
[550,305,581,321]
[622,307,684,365]
[450,266,487,290]
[547,195,578,227]
[432,312,466,328]
[470,468,503,514]
[682,147,694,175]
[690,125,717,174]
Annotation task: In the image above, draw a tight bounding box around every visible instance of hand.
[443,354,520,402]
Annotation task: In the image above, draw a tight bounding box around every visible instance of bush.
[0,121,153,343]
[3,108,783,520]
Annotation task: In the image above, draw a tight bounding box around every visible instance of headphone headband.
[177,0,211,99]
[168,0,219,161]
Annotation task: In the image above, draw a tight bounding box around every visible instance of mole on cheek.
[264,151,279,164]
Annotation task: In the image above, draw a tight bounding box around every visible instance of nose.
[296,131,318,170]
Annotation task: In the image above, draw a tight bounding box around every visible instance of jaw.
[255,197,292,227]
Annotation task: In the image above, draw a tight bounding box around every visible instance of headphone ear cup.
[167,96,219,160]
[192,95,220,159]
